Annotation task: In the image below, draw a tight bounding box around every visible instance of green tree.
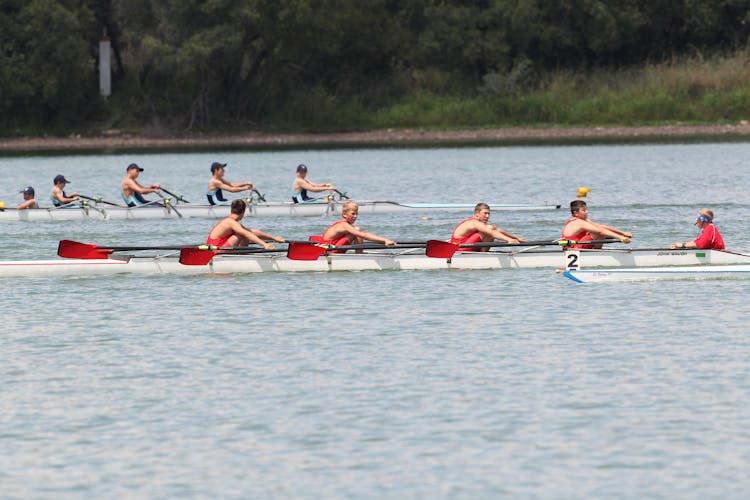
[0,0,97,129]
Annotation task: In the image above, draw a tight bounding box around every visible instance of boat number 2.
[565,251,580,271]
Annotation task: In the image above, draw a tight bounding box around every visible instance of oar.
[157,192,183,217]
[425,238,623,259]
[179,245,284,266]
[58,240,206,259]
[252,189,267,202]
[286,241,429,261]
[78,194,122,206]
[182,239,328,265]
[334,189,350,199]
[160,187,189,203]
[78,199,107,217]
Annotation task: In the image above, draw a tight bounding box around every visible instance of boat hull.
[1,248,749,278]
[564,264,750,283]
[0,200,561,221]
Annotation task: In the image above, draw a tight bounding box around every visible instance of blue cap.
[53,175,70,185]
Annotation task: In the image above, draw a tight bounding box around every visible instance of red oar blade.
[57,240,112,259]
[287,242,327,261]
[425,240,459,259]
[179,248,217,266]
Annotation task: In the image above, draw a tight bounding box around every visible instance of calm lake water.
[1,143,749,497]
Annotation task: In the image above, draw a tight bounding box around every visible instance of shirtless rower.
[17,186,37,210]
[314,200,395,252]
[207,162,255,205]
[292,164,335,203]
[51,175,79,207]
[206,199,285,249]
[122,163,161,207]
[450,202,525,251]
[562,200,631,248]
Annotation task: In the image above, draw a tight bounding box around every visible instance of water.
[1,143,749,497]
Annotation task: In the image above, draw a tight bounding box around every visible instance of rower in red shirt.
[671,208,725,250]
[314,201,395,252]
[450,202,525,251]
[562,200,631,248]
[207,199,284,249]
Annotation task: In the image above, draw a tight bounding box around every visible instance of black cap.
[296,164,308,173]
[211,162,227,173]
[53,174,70,185]
[127,163,144,172]
[20,186,35,196]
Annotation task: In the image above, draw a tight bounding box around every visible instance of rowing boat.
[2,247,749,278]
[563,264,750,283]
[0,200,561,221]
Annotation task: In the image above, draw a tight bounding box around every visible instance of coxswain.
[122,163,161,207]
[562,200,631,248]
[292,164,335,203]
[206,199,285,249]
[671,209,725,250]
[207,162,255,205]
[51,175,79,207]
[450,202,525,251]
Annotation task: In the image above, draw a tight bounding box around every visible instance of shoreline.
[2,124,750,153]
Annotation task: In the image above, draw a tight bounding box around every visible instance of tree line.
[2,0,749,133]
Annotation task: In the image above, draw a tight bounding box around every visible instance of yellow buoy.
[0,201,6,210]
[576,187,591,198]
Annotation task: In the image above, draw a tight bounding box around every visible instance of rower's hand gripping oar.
[425,238,624,259]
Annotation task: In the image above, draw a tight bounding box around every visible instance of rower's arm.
[349,227,395,245]
[585,220,631,242]
[474,222,521,243]
[127,179,160,195]
[592,220,632,238]
[299,178,334,193]
[215,179,252,193]
[493,227,525,243]
[231,180,254,189]
[250,228,285,243]
[238,224,273,248]
[54,190,78,203]
[16,199,36,210]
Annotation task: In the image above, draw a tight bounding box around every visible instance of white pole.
[99,30,111,97]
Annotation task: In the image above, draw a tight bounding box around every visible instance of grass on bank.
[266,52,750,132]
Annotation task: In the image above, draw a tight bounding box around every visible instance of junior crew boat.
[0,199,561,221]
[1,246,749,278]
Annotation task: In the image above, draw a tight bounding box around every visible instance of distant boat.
[0,199,561,221]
